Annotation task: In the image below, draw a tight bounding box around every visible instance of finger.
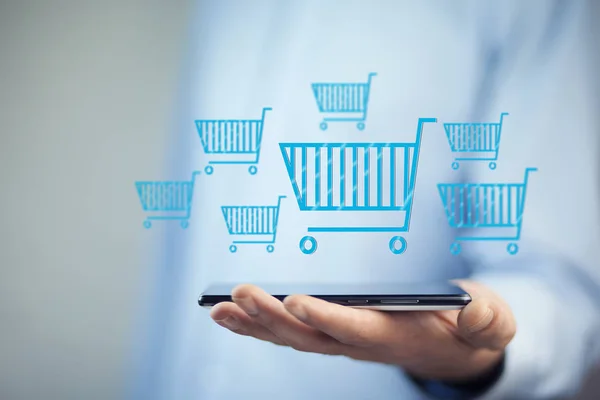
[210,301,287,346]
[283,294,401,347]
[231,284,346,355]
[454,280,517,351]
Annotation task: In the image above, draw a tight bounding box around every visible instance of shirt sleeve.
[463,1,600,398]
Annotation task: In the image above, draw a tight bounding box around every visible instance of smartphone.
[198,281,471,311]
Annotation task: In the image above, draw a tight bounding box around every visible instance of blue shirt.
[133,1,600,399]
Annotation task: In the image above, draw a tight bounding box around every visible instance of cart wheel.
[266,245,275,253]
[489,162,497,170]
[143,220,151,229]
[450,242,461,255]
[299,236,317,255]
[180,220,189,229]
[319,122,328,131]
[389,236,407,255]
[507,243,518,255]
[204,165,214,175]
[451,162,459,170]
[229,244,237,253]
[248,165,258,175]
[357,122,365,131]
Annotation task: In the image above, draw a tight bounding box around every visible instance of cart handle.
[499,112,509,124]
[191,170,202,181]
[414,117,438,145]
[404,117,438,230]
[516,167,538,217]
[276,195,286,208]
[367,72,377,84]
[260,107,273,121]
[523,167,537,185]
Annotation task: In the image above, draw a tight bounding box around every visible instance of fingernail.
[216,316,241,331]
[468,307,495,333]
[233,296,258,316]
[286,301,308,322]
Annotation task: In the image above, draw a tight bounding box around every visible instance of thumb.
[453,280,517,351]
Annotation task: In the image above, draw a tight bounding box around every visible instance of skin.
[209,280,516,382]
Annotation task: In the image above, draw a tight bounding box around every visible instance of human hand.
[209,280,516,382]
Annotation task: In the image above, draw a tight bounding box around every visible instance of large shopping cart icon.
[221,195,286,253]
[195,107,271,175]
[280,118,436,255]
[312,73,377,131]
[135,171,201,229]
[444,112,508,170]
[438,168,537,255]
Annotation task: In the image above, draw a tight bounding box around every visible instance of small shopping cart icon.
[280,118,436,255]
[312,72,377,131]
[221,195,286,253]
[444,112,508,170]
[195,107,271,175]
[437,167,537,255]
[135,171,201,229]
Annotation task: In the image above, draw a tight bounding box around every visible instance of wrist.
[408,352,506,399]
[405,349,504,382]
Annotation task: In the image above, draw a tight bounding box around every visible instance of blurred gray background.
[0,1,598,399]
[0,1,192,399]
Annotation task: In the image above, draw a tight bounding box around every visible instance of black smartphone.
[198,281,471,311]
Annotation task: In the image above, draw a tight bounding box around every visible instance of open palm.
[210,281,515,382]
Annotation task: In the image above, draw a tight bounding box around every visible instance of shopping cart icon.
[221,195,286,253]
[438,167,537,255]
[444,112,508,170]
[312,73,377,131]
[280,118,436,255]
[195,107,271,175]
[135,171,201,229]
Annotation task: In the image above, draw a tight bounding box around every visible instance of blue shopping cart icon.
[135,171,201,229]
[438,167,537,255]
[221,195,286,253]
[312,73,377,131]
[280,118,436,255]
[195,107,271,175]
[444,112,508,170]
